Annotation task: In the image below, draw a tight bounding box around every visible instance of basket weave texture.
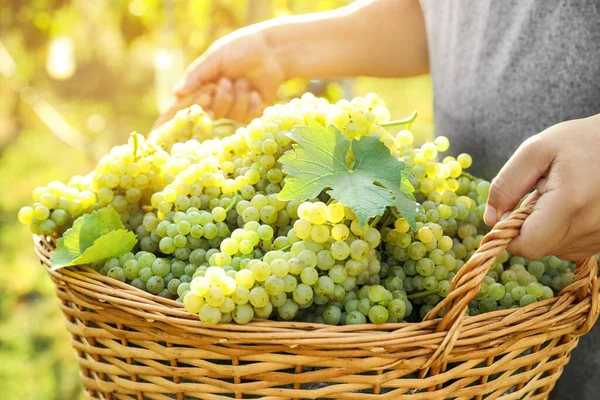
[35,194,599,399]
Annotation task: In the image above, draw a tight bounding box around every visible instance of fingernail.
[484,205,497,226]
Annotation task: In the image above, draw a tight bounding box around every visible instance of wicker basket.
[34,194,599,399]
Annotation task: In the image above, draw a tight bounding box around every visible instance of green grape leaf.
[51,208,137,270]
[278,120,421,228]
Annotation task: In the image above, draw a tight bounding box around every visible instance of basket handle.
[422,190,599,368]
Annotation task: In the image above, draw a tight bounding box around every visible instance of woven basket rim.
[33,193,600,369]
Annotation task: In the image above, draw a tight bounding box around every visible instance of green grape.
[206,286,225,308]
[292,284,313,305]
[368,305,389,324]
[520,294,537,307]
[152,258,170,277]
[323,306,342,325]
[199,305,222,325]
[526,282,545,299]
[283,275,298,293]
[251,261,271,282]
[265,275,285,296]
[357,298,371,315]
[345,310,367,325]
[478,298,497,313]
[159,237,176,254]
[511,286,527,301]
[107,267,126,282]
[488,282,506,301]
[278,299,299,321]
[350,240,369,260]
[249,287,269,308]
[388,299,407,319]
[416,258,435,276]
[331,241,350,260]
[183,292,204,314]
[298,250,318,268]
[146,276,165,294]
[232,304,254,324]
[407,242,427,260]
[300,267,319,285]
[328,265,348,284]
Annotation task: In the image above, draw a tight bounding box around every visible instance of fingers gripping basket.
[34,194,599,399]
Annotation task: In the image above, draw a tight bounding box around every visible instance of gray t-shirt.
[420,0,600,180]
[419,1,600,399]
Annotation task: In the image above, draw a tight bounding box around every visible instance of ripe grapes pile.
[19,93,580,326]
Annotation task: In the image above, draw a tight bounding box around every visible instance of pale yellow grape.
[251,261,271,282]
[397,129,414,146]
[220,238,239,256]
[293,219,312,240]
[447,178,459,192]
[235,269,255,289]
[190,276,211,296]
[219,276,237,295]
[325,203,344,223]
[219,297,236,313]
[18,206,34,225]
[331,224,350,241]
[420,178,434,194]
[183,292,204,314]
[434,136,450,152]
[418,227,434,243]
[308,202,327,225]
[448,161,462,178]
[311,225,330,243]
[232,286,250,305]
[363,228,382,248]
[350,219,368,236]
[206,286,226,307]
[437,164,451,179]
[297,202,312,220]
[249,287,269,308]
[421,142,438,160]
[205,266,226,284]
[438,236,453,251]
[457,153,473,168]
[394,218,410,233]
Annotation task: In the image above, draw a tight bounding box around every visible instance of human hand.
[484,114,600,261]
[174,25,286,122]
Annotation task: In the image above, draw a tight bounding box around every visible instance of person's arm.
[174,0,428,121]
[265,0,429,80]
[484,113,600,261]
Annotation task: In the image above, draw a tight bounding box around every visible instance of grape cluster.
[20,92,584,327]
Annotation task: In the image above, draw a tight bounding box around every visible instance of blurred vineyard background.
[0,0,432,398]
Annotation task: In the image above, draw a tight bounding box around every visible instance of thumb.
[484,135,555,226]
[174,53,219,97]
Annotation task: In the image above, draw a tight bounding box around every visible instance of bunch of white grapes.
[20,92,582,326]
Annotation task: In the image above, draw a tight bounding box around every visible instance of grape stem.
[369,214,382,228]
[460,171,477,180]
[380,110,418,130]
[130,132,140,161]
[258,244,291,260]
[390,208,401,221]
[407,288,441,300]
[224,192,238,213]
